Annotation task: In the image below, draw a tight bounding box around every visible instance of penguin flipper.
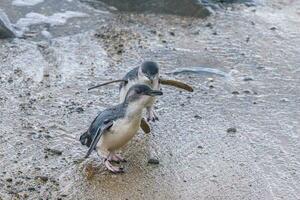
[159,78,193,92]
[88,80,128,90]
[79,131,89,145]
[140,118,151,134]
[84,121,113,158]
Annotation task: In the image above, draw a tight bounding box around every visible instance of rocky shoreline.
[0,0,299,199]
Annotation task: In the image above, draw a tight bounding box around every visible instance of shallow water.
[0,0,300,199]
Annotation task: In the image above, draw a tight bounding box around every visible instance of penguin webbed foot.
[146,109,159,122]
[104,159,124,173]
[108,153,127,163]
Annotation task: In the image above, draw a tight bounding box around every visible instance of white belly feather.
[97,112,142,155]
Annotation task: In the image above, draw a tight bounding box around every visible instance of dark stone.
[232,91,239,95]
[8,77,13,83]
[6,178,12,182]
[197,145,203,149]
[35,176,49,182]
[28,187,36,191]
[0,10,16,39]
[205,22,213,28]
[194,115,202,119]
[243,77,253,81]
[270,27,277,31]
[44,148,63,156]
[148,158,159,164]
[150,30,157,34]
[169,31,175,36]
[243,90,251,94]
[93,0,211,18]
[75,107,84,113]
[227,127,237,133]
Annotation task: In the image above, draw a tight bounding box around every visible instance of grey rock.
[0,10,16,39]
[243,77,254,81]
[44,148,63,156]
[35,176,49,182]
[227,127,237,133]
[148,158,159,165]
[88,0,211,17]
[6,178,13,182]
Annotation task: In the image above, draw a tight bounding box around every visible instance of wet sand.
[0,0,300,199]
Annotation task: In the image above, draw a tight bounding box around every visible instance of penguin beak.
[147,89,163,96]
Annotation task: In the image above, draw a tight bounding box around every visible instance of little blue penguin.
[80,84,163,173]
[88,61,193,132]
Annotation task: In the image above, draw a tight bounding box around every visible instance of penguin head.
[138,61,159,83]
[124,84,163,105]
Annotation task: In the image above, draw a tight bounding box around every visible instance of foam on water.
[12,0,44,6]
[15,11,88,33]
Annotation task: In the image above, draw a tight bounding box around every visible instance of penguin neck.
[123,101,144,120]
[137,74,152,86]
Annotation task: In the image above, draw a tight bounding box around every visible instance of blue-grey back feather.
[119,67,139,90]
[80,103,127,148]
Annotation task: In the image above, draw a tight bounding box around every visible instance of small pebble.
[205,22,213,28]
[45,148,62,156]
[6,178,13,182]
[169,31,175,36]
[28,187,35,191]
[150,30,157,34]
[270,27,277,31]
[207,77,214,82]
[232,91,239,95]
[148,158,159,165]
[243,77,253,81]
[35,176,49,182]
[243,90,251,94]
[280,98,289,102]
[194,115,202,119]
[227,127,237,133]
[75,107,84,113]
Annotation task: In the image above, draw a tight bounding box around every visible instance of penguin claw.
[104,159,124,173]
[110,154,127,163]
[147,117,156,122]
[147,116,159,122]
